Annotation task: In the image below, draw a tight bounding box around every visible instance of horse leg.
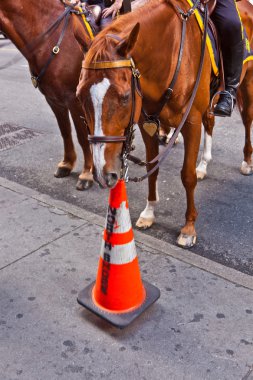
[136,123,159,229]
[47,100,77,178]
[241,115,253,175]
[196,110,215,180]
[69,102,94,190]
[237,85,253,175]
[177,119,201,248]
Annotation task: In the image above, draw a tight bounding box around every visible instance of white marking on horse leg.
[240,160,253,175]
[155,181,159,202]
[136,182,159,229]
[197,132,212,179]
[90,78,111,182]
[140,201,156,219]
[166,128,174,143]
[136,175,159,228]
[166,128,182,145]
[136,200,156,229]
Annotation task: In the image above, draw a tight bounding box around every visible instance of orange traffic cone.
[77,179,160,328]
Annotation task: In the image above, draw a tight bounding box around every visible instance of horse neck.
[122,2,182,94]
[0,0,64,60]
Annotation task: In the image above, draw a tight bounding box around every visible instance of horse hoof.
[136,217,154,229]
[196,170,206,180]
[240,161,253,176]
[76,179,93,191]
[54,167,71,178]
[177,233,196,248]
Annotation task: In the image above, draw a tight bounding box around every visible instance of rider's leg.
[211,0,244,117]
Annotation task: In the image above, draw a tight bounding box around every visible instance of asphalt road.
[1,42,253,275]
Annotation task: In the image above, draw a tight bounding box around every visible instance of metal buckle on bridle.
[31,76,38,88]
[178,0,200,21]
[130,58,141,78]
[121,152,129,182]
[52,45,60,54]
[120,124,136,181]
[132,67,141,78]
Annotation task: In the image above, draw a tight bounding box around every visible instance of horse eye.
[121,92,130,105]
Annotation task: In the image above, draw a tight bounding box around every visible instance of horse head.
[77,23,141,188]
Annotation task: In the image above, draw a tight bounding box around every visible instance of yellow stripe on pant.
[79,7,94,40]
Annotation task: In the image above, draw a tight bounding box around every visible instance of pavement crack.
[0,222,87,271]
[242,365,253,380]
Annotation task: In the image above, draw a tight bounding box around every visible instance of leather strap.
[31,6,73,87]
[143,5,187,121]
[88,135,126,143]
[83,59,133,70]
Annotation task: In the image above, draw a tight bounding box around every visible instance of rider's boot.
[214,40,244,117]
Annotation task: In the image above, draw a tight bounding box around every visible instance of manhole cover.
[0,123,41,151]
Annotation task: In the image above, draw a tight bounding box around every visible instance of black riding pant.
[211,0,242,53]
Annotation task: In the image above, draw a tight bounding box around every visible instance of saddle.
[82,0,217,36]
[80,0,131,35]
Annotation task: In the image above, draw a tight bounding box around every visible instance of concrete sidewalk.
[0,177,252,380]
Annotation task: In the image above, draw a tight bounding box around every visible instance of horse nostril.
[105,172,118,188]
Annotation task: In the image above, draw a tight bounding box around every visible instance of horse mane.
[85,0,179,63]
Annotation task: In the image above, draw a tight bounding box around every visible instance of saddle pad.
[78,6,95,40]
[243,29,253,65]
[186,0,253,76]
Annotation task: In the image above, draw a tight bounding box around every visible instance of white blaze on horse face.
[90,78,111,180]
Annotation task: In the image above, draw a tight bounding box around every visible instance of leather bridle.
[83,55,142,178]
[83,57,142,143]
[82,1,209,182]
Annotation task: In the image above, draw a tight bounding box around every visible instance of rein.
[30,2,80,88]
[0,1,80,84]
[83,1,209,182]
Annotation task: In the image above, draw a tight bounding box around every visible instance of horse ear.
[116,23,140,56]
[73,17,92,53]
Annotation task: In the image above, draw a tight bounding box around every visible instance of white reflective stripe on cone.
[110,201,132,234]
[100,239,137,265]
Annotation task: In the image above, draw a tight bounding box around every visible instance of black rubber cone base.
[77,280,160,329]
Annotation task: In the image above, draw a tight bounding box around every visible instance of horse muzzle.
[93,169,119,189]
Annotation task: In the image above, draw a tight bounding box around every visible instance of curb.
[1,176,252,291]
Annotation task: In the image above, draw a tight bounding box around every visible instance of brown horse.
[196,0,253,179]
[76,0,253,247]
[0,0,94,190]
[76,0,219,247]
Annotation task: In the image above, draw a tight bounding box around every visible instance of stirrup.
[209,90,234,117]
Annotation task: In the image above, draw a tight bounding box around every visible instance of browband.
[82,59,133,70]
